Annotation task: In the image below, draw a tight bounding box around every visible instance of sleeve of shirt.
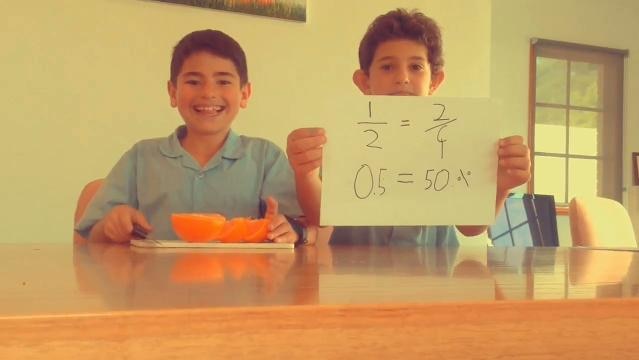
[259,142,302,218]
[74,145,139,239]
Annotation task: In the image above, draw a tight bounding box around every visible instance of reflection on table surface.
[4,242,639,359]
[2,242,639,317]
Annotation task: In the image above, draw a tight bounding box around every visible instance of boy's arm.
[88,219,111,242]
[75,145,143,240]
[286,128,326,226]
[259,140,313,244]
[88,205,152,243]
[294,171,322,226]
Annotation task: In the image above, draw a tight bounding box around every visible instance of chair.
[73,179,104,224]
[73,179,104,291]
[488,193,559,247]
[568,196,637,248]
[73,179,104,244]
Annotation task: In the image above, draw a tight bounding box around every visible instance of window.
[529,39,627,206]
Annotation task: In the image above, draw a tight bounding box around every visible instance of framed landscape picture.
[155,0,307,22]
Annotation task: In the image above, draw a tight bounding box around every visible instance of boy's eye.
[217,79,232,86]
[410,63,425,71]
[380,64,393,71]
[185,79,200,85]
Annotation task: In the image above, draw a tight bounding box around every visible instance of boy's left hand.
[497,135,531,193]
[264,197,299,244]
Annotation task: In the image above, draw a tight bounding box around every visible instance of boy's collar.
[159,126,245,160]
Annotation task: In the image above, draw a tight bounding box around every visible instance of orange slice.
[216,217,249,243]
[244,219,270,243]
[171,213,226,242]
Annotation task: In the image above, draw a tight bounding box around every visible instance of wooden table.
[2,242,639,358]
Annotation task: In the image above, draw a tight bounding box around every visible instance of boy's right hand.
[286,128,326,177]
[102,205,152,243]
[263,196,298,244]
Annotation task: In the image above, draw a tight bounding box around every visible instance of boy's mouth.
[193,105,225,115]
[389,91,415,96]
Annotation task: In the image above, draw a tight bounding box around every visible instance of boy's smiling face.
[168,51,251,137]
[353,39,444,96]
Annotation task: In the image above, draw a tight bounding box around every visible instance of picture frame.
[633,152,639,186]
[154,0,307,22]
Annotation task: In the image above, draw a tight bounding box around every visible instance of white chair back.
[568,196,637,247]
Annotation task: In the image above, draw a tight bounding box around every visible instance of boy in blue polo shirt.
[76,29,302,244]
[287,9,531,245]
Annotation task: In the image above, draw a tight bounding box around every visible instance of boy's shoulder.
[122,132,178,160]
[236,133,278,148]
[135,136,167,147]
[122,130,286,161]
[234,133,286,158]
[135,134,173,151]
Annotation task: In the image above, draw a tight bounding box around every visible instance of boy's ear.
[240,82,252,108]
[352,69,371,94]
[167,80,177,107]
[428,70,446,95]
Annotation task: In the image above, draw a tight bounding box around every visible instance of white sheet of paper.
[320,95,499,226]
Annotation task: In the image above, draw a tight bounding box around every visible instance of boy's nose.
[395,69,410,84]
[201,82,218,98]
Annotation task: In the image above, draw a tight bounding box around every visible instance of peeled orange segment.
[244,219,270,243]
[172,213,273,243]
[171,213,226,243]
[216,217,250,243]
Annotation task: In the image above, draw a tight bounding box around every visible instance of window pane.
[534,156,566,203]
[535,107,566,153]
[570,61,601,108]
[536,57,567,105]
[568,110,600,156]
[568,158,598,199]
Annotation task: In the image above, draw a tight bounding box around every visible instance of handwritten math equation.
[353,165,472,199]
[357,101,457,158]
[352,101,471,199]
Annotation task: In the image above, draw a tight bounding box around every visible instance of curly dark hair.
[357,9,444,78]
[170,29,248,86]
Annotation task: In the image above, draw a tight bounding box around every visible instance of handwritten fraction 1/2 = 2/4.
[357,101,456,159]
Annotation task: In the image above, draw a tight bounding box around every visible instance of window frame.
[528,38,628,214]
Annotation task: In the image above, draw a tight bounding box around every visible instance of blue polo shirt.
[75,126,301,240]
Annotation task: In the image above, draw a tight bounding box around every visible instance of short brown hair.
[170,29,248,86]
[357,9,444,77]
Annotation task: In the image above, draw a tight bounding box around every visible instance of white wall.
[0,0,491,243]
[491,0,639,245]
